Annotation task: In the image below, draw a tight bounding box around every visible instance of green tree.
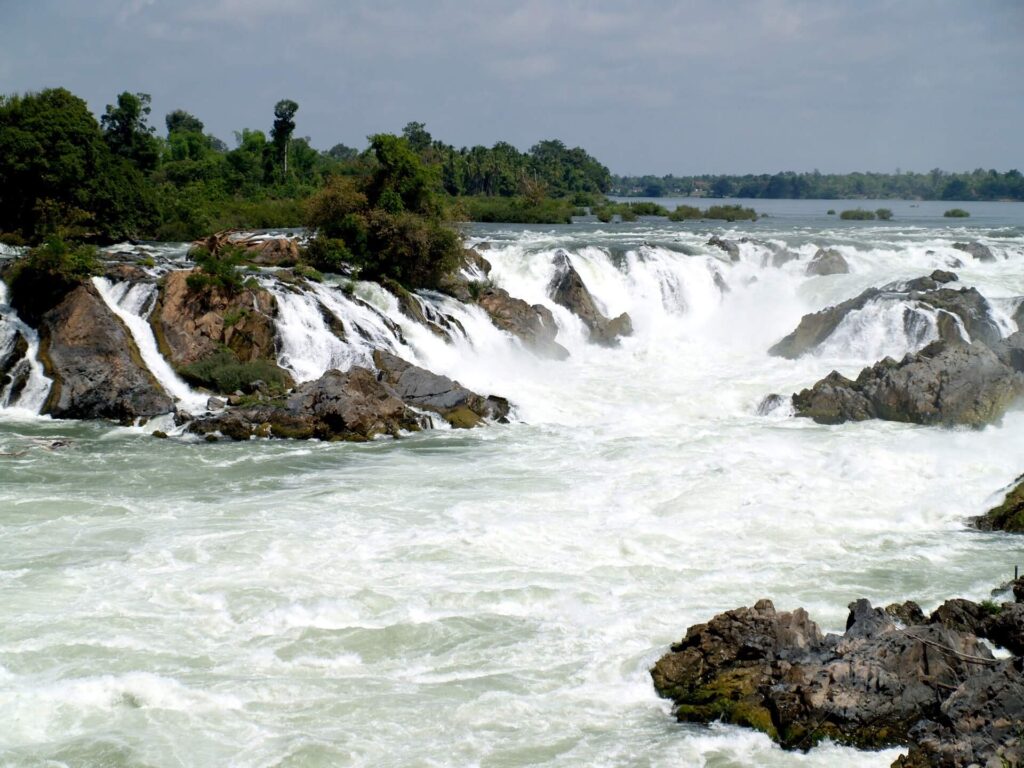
[165,109,204,136]
[271,99,299,180]
[101,91,160,173]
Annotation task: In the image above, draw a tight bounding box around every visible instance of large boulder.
[380,277,461,342]
[653,597,1022,766]
[476,286,569,359]
[768,273,1002,358]
[39,283,173,421]
[152,269,281,367]
[548,251,632,346]
[806,247,849,276]
[187,367,421,441]
[372,350,509,427]
[791,338,1024,426]
[953,241,996,263]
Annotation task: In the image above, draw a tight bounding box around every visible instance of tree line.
[612,169,1024,202]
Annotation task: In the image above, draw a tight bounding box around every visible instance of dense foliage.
[3,236,98,324]
[613,169,1024,202]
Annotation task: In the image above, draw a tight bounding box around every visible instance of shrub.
[704,204,757,221]
[187,244,244,293]
[668,205,702,221]
[944,208,970,218]
[618,207,638,222]
[875,208,893,220]
[625,201,669,216]
[459,195,573,224]
[595,207,614,223]
[839,208,876,220]
[827,209,836,215]
[5,236,98,324]
[178,349,289,394]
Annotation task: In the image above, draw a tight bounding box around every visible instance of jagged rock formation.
[767,271,1003,359]
[372,350,509,427]
[707,236,740,261]
[805,247,849,276]
[476,286,569,359]
[39,283,173,420]
[973,474,1024,533]
[953,241,996,263]
[653,587,1024,767]
[548,251,632,346]
[790,338,1024,426]
[192,230,301,267]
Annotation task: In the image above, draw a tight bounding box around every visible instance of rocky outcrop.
[38,283,173,421]
[768,272,1003,359]
[548,251,632,346]
[973,474,1024,533]
[953,241,996,263]
[192,230,300,267]
[476,286,569,359]
[372,350,509,427]
[186,367,421,441]
[152,270,281,367]
[805,247,849,276]
[381,277,461,341]
[707,236,740,261]
[652,593,1024,767]
[791,338,1024,426]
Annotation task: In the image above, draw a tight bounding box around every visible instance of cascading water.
[0,279,51,414]
[92,277,210,412]
[3,201,1024,768]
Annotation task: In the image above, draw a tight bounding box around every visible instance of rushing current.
[2,198,1024,767]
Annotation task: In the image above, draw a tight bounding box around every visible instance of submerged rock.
[372,350,509,428]
[39,283,173,421]
[953,241,996,263]
[805,247,849,276]
[476,286,569,359]
[548,251,632,346]
[791,338,1024,427]
[706,236,740,261]
[652,594,1024,766]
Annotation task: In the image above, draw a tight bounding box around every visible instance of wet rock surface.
[548,251,632,346]
[790,338,1024,426]
[953,241,996,263]
[805,247,849,276]
[476,286,569,359]
[973,473,1024,533]
[39,284,173,421]
[653,584,1024,767]
[707,236,740,261]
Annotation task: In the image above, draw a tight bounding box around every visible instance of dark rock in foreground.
[653,589,1024,767]
[974,474,1024,533]
[40,284,173,421]
[372,350,509,428]
[548,251,632,346]
[791,338,1024,427]
[806,247,849,276]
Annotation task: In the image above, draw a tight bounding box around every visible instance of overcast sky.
[2,0,1022,175]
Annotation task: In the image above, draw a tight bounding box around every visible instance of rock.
[769,287,882,358]
[38,283,173,421]
[771,249,799,268]
[653,597,1017,765]
[151,270,281,367]
[207,397,226,410]
[991,330,1024,373]
[462,248,492,278]
[476,286,569,359]
[372,350,510,428]
[756,393,790,415]
[152,430,168,439]
[380,277,457,341]
[187,367,422,442]
[548,251,632,346]
[707,235,740,261]
[953,241,996,262]
[884,601,926,626]
[981,602,1024,656]
[791,338,1024,427]
[973,473,1024,533]
[805,247,849,276]
[192,231,300,267]
[930,269,958,284]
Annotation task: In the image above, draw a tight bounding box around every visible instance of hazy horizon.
[2,0,1022,176]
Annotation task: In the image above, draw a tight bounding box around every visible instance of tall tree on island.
[100,92,160,173]
[271,99,299,181]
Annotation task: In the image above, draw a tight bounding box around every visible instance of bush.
[5,236,98,324]
[625,201,669,216]
[704,204,757,221]
[827,209,836,215]
[595,207,614,223]
[667,205,702,221]
[187,245,244,293]
[459,195,573,224]
[944,208,970,218]
[875,208,893,220]
[840,208,876,220]
[178,349,289,394]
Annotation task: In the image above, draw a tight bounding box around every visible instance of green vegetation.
[623,201,670,216]
[944,208,970,218]
[186,245,244,292]
[4,236,98,324]
[840,208,876,220]
[875,208,893,220]
[668,205,703,221]
[827,209,836,215]
[979,599,1003,617]
[613,168,1024,202]
[178,349,289,394]
[458,195,574,224]
[704,205,757,221]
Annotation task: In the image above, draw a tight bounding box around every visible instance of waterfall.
[91,277,209,412]
[0,280,52,414]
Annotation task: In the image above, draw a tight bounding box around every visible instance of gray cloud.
[2,0,1022,174]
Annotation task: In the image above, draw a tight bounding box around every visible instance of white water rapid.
[2,201,1024,767]
[0,279,52,414]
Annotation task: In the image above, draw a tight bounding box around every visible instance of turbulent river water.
[2,198,1024,767]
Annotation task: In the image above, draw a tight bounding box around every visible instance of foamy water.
[1,202,1024,767]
